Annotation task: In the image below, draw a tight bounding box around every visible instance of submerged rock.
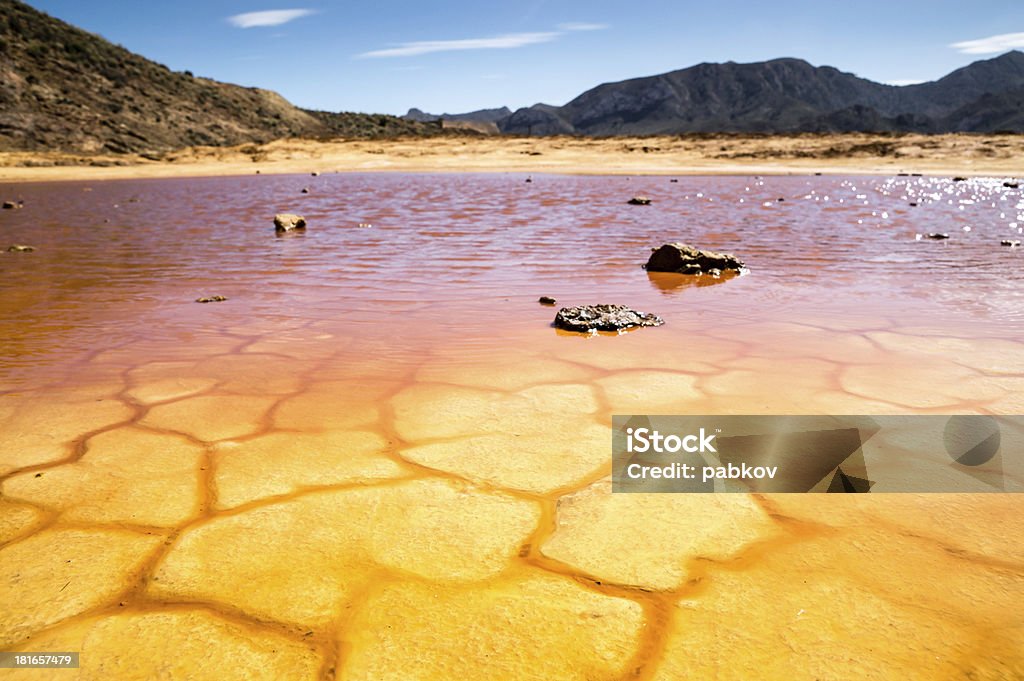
[926,233,950,240]
[627,196,652,205]
[554,304,664,333]
[195,295,228,303]
[538,296,557,306]
[1005,182,1020,189]
[274,213,306,232]
[645,243,745,275]
[1001,240,1020,247]
[7,244,34,252]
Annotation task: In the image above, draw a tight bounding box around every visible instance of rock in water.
[195,295,228,303]
[627,196,652,205]
[2,201,16,209]
[7,244,34,252]
[554,304,664,333]
[1001,240,1021,247]
[645,243,745,275]
[274,214,306,232]
[538,296,557,305]
[926,233,950,240]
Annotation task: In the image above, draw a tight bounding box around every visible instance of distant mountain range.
[405,107,512,124]
[410,52,1024,135]
[0,0,439,153]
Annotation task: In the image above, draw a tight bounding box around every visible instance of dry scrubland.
[0,133,1022,181]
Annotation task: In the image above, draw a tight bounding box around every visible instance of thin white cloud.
[227,9,315,29]
[358,32,559,58]
[950,32,1024,55]
[558,22,608,31]
[886,79,925,86]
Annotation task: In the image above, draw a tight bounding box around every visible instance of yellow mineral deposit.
[1,318,1022,680]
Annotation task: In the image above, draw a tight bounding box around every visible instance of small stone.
[926,233,950,240]
[1001,240,1020,247]
[301,187,310,194]
[777,197,785,202]
[538,296,557,306]
[554,305,664,333]
[273,214,306,232]
[952,176,967,182]
[7,244,34,252]
[195,295,228,304]
[645,243,745,275]
[669,179,679,183]
[525,177,532,183]
[2,201,16,209]
[909,202,918,207]
[627,196,652,205]
[311,171,320,177]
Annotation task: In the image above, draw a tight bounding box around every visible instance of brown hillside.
[0,0,436,153]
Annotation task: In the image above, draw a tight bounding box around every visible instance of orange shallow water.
[0,173,1022,679]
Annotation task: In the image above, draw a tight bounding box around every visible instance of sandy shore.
[0,133,1022,182]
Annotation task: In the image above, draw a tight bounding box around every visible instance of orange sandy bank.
[0,133,1022,182]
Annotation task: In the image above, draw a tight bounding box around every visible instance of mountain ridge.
[496,52,1024,135]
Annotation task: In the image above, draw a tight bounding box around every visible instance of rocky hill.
[498,52,1024,135]
[0,0,437,153]
[404,107,511,124]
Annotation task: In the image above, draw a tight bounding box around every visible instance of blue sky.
[25,0,1024,116]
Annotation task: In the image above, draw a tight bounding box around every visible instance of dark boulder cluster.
[554,304,664,333]
[550,243,746,333]
[644,242,745,276]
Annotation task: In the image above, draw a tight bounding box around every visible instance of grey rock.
[554,304,664,333]
[645,243,745,274]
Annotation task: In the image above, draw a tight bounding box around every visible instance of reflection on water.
[645,269,740,293]
[0,173,1023,379]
